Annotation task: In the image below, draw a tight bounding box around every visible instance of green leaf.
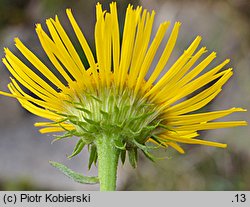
[134,139,167,161]
[114,139,126,150]
[79,133,95,143]
[48,118,69,125]
[130,111,155,122]
[114,104,119,114]
[63,100,82,106]
[82,116,99,125]
[151,134,172,143]
[141,148,156,162]
[75,107,92,115]
[68,139,86,159]
[52,130,76,143]
[120,150,126,165]
[88,94,102,103]
[134,139,159,150]
[159,124,176,132]
[88,145,97,170]
[94,149,98,165]
[128,148,137,168]
[54,112,78,119]
[49,161,99,184]
[68,120,88,131]
[133,140,156,162]
[100,110,110,119]
[150,135,167,147]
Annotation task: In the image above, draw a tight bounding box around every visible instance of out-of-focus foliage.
[0,0,31,28]
[0,177,48,191]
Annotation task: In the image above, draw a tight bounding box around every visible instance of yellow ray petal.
[178,58,230,89]
[162,68,233,109]
[166,142,185,154]
[0,90,34,101]
[95,12,106,86]
[161,134,227,148]
[66,9,98,83]
[128,9,146,74]
[4,48,59,98]
[166,89,221,115]
[147,46,207,101]
[34,122,73,128]
[175,121,247,131]
[134,21,170,95]
[110,2,120,78]
[103,13,112,87]
[164,68,232,114]
[144,22,180,90]
[9,79,62,112]
[35,24,75,85]
[127,10,155,89]
[53,15,85,72]
[3,56,56,102]
[45,18,83,81]
[39,127,66,134]
[96,2,103,20]
[147,35,202,97]
[14,38,66,90]
[168,108,246,125]
[164,50,216,93]
[95,11,112,87]
[8,83,61,120]
[117,5,140,89]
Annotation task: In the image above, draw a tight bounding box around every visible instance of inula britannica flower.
[0,2,247,190]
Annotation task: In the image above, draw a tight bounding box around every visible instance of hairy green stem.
[96,135,120,191]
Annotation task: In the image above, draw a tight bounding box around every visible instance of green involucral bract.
[53,86,165,168]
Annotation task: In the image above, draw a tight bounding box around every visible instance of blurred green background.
[0,0,249,190]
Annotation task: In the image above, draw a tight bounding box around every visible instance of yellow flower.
[0,2,247,160]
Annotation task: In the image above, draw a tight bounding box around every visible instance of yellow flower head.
[0,2,247,167]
